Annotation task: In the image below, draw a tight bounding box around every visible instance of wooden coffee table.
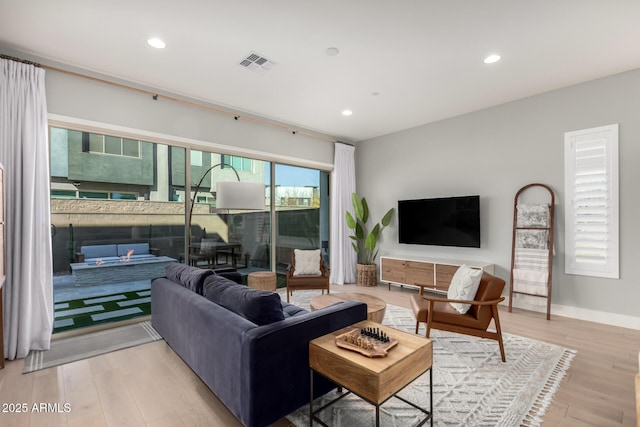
[309,320,433,426]
[310,293,387,323]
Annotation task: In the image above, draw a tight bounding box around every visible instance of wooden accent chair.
[285,249,330,302]
[409,271,507,362]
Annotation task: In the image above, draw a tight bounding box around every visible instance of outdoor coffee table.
[309,320,433,426]
[310,293,387,323]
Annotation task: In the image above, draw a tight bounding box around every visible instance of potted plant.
[345,193,394,286]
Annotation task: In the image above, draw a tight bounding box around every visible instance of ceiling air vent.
[239,52,276,72]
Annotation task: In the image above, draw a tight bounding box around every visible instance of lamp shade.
[216,181,264,210]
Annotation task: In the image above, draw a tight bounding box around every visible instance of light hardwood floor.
[1,283,638,427]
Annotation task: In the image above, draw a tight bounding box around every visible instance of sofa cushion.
[165,263,213,294]
[216,285,285,325]
[81,244,118,259]
[165,263,190,282]
[117,243,151,256]
[202,273,239,302]
[212,267,243,284]
[281,301,308,318]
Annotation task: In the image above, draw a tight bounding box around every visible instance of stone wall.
[51,199,228,273]
[51,199,224,229]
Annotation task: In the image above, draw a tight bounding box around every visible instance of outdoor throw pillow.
[447,264,483,314]
[293,249,322,276]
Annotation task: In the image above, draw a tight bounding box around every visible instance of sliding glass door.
[50,126,186,332]
[274,165,330,275]
[49,124,331,331]
[188,150,271,274]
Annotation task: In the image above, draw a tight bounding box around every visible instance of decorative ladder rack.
[508,183,555,320]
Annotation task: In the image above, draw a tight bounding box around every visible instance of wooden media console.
[379,255,494,293]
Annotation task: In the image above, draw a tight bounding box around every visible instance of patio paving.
[53,274,151,302]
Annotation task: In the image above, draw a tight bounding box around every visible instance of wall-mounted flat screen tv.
[398,195,480,248]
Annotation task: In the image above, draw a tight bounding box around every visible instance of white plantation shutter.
[564,124,619,278]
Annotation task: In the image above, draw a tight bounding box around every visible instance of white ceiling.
[1,1,640,143]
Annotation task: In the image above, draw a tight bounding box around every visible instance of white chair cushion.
[293,249,322,276]
[447,264,483,314]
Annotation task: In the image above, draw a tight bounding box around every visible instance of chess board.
[334,328,398,358]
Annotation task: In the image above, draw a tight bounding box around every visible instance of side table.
[248,271,277,291]
[309,320,433,426]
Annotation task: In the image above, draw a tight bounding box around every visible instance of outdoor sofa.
[75,242,158,263]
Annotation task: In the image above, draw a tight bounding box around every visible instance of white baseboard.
[505,298,640,330]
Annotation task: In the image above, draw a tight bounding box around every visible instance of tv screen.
[398,195,480,248]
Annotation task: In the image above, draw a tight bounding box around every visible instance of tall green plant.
[345,193,394,265]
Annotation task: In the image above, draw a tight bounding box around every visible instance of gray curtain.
[0,58,53,359]
[329,143,357,285]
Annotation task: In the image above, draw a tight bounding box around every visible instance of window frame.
[84,132,141,158]
[564,124,619,279]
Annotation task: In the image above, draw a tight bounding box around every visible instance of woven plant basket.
[356,263,377,287]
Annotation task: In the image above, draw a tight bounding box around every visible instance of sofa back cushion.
[223,287,285,326]
[212,267,243,284]
[165,263,213,295]
[81,244,118,259]
[202,273,239,302]
[212,282,285,326]
[281,301,308,318]
[117,243,150,256]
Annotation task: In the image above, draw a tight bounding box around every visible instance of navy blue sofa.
[151,264,367,427]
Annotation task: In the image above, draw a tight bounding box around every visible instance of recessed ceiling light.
[342,109,353,116]
[325,47,339,56]
[147,38,166,49]
[483,54,501,64]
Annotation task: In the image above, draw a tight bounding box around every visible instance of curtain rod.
[0,54,41,67]
[2,53,338,143]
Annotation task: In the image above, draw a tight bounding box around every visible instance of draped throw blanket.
[513,204,551,305]
[513,248,549,297]
[516,203,550,228]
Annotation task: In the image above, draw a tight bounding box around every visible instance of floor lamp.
[187,163,264,266]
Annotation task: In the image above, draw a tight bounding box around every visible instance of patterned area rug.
[23,321,161,373]
[281,290,575,427]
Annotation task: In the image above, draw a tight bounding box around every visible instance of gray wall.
[357,68,640,320]
[43,65,335,168]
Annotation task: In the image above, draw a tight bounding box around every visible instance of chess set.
[335,327,398,358]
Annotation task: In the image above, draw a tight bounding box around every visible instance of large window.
[85,133,140,158]
[49,124,331,331]
[564,124,619,279]
[223,154,253,172]
[274,165,330,270]
[50,126,186,333]
[188,150,270,271]
[51,190,138,200]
